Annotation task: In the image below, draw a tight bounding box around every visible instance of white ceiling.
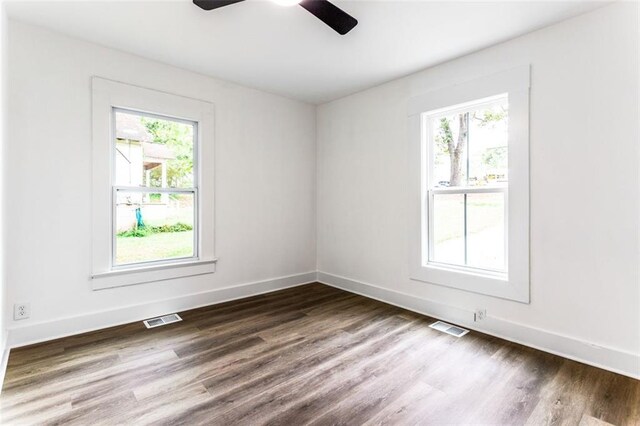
[6,0,607,104]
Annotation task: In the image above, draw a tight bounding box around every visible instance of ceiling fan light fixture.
[271,0,302,6]
[193,0,358,35]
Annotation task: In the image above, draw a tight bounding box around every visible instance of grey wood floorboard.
[1,283,638,425]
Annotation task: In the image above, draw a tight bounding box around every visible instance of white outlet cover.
[13,303,30,320]
[474,309,487,321]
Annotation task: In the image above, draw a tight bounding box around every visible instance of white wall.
[5,21,317,345]
[0,1,8,375]
[317,2,639,376]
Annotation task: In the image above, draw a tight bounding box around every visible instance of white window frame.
[424,94,509,276]
[111,108,200,269]
[408,66,530,303]
[91,77,216,290]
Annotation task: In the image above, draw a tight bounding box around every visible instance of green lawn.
[116,231,193,265]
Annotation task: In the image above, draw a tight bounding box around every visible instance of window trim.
[91,77,217,290]
[408,66,530,303]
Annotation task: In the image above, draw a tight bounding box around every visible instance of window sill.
[91,258,218,290]
[410,262,529,303]
[424,262,507,281]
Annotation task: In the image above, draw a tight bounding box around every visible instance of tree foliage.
[482,146,507,171]
[434,106,507,185]
[475,108,507,127]
[435,114,468,186]
[141,118,194,188]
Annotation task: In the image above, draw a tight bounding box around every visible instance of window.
[91,78,216,289]
[409,67,530,302]
[113,110,197,266]
[426,95,508,274]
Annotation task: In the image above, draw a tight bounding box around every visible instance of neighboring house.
[114,113,175,230]
[115,112,174,189]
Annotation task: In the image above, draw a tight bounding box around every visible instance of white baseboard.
[7,271,317,349]
[317,271,640,380]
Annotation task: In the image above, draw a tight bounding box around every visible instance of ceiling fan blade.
[299,0,358,35]
[193,0,245,11]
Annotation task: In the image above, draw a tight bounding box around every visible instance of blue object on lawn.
[135,207,145,228]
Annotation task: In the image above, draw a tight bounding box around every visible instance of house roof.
[115,112,175,161]
[142,142,174,160]
[115,112,153,142]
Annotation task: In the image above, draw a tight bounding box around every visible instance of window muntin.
[424,95,508,274]
[112,109,198,267]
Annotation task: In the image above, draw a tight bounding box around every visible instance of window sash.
[111,187,199,269]
[428,185,507,195]
[111,107,199,191]
[421,95,507,122]
[425,182,508,275]
[113,186,197,194]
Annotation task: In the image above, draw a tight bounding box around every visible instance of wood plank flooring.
[1,283,638,425]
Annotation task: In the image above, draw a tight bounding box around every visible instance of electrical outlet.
[474,309,487,322]
[14,303,30,320]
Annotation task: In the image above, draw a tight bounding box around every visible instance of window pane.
[430,193,464,266]
[115,191,195,265]
[468,102,508,187]
[114,110,195,189]
[430,98,508,188]
[432,115,467,188]
[467,192,506,271]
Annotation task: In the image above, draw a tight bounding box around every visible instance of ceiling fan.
[193,0,358,35]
